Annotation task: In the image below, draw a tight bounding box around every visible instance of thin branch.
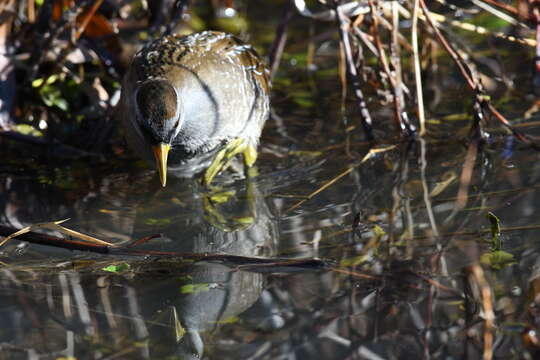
[269,0,295,80]
[479,0,519,15]
[412,0,426,135]
[0,224,330,272]
[333,0,374,140]
[74,0,104,40]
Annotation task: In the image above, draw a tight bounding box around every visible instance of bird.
[117,31,270,187]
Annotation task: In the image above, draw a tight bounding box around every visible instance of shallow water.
[3,3,540,360]
[3,124,540,359]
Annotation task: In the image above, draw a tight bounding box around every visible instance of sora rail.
[118,31,270,186]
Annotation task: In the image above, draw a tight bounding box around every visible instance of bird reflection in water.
[0,172,278,358]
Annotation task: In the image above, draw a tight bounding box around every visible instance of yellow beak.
[152,143,171,187]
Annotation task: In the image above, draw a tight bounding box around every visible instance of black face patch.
[136,80,177,124]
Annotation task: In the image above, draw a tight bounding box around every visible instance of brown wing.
[131,31,269,94]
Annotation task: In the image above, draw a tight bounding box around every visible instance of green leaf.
[54,98,68,111]
[15,124,42,137]
[292,96,315,108]
[480,250,516,270]
[180,283,213,294]
[32,78,44,88]
[102,263,130,273]
[289,150,322,158]
[46,74,58,85]
[144,217,173,226]
[372,225,386,237]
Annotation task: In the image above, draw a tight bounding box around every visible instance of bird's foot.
[203,138,258,186]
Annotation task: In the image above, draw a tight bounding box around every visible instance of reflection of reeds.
[288,0,537,144]
[467,263,495,360]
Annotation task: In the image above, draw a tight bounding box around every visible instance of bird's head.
[134,79,183,186]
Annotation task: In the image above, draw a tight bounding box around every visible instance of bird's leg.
[203,138,258,185]
[243,142,258,167]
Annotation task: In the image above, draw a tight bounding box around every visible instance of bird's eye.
[138,121,160,144]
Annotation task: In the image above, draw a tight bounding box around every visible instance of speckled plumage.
[118,31,270,177]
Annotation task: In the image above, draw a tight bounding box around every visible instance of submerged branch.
[0,224,330,272]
